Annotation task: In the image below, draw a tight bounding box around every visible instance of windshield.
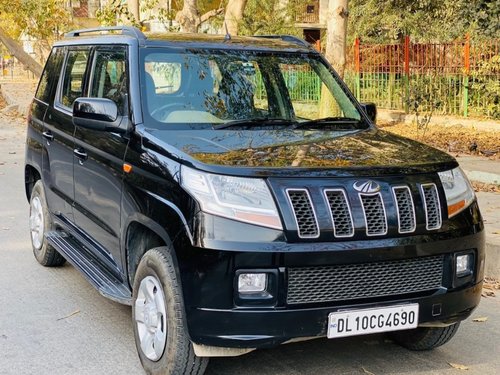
[140,48,364,129]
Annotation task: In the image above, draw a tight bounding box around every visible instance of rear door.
[72,46,130,273]
[43,47,91,222]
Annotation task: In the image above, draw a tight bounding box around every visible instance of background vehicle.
[25,27,484,375]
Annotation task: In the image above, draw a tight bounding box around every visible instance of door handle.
[73,148,88,165]
[42,131,54,142]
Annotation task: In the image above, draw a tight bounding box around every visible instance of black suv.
[25,27,484,374]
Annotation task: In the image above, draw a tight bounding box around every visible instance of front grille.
[421,184,442,230]
[393,186,416,233]
[282,179,444,239]
[324,189,354,237]
[287,255,444,305]
[287,189,319,238]
[360,193,387,236]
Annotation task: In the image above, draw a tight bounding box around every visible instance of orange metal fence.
[345,36,500,118]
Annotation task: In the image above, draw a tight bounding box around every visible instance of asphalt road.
[1,116,499,375]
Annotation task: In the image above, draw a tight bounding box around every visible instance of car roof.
[56,28,315,53]
[144,32,312,51]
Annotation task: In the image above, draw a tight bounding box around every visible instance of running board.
[46,231,132,305]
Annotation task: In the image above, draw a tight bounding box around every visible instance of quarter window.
[35,47,63,103]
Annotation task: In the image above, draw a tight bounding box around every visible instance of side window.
[60,49,90,108]
[35,47,63,103]
[89,48,128,114]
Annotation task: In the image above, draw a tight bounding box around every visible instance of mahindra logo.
[353,180,381,194]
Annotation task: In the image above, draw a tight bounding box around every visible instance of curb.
[462,170,500,186]
[0,83,33,116]
[0,84,17,107]
[485,242,500,280]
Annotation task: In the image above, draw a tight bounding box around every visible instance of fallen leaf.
[8,151,15,154]
[448,363,469,370]
[472,317,488,322]
[56,310,80,321]
[481,290,495,298]
[361,367,376,375]
[493,231,500,235]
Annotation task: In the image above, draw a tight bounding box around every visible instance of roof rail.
[253,35,311,48]
[65,26,146,40]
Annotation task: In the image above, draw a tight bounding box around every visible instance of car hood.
[141,127,457,177]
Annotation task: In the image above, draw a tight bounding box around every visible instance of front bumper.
[188,281,482,348]
[175,202,484,349]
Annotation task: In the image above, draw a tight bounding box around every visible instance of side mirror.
[73,97,130,133]
[360,102,377,124]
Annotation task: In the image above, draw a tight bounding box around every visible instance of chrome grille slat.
[324,189,354,238]
[287,255,444,305]
[360,193,388,236]
[287,189,319,238]
[421,183,442,230]
[393,186,416,233]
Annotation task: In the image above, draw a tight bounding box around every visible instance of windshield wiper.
[213,117,296,130]
[290,117,361,130]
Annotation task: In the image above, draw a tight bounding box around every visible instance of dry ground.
[381,122,500,160]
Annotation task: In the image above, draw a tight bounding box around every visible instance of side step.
[46,231,132,305]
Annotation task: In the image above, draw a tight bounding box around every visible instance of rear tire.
[132,246,208,375]
[391,323,460,351]
[29,180,65,267]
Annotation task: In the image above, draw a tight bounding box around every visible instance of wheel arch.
[25,164,42,202]
[124,213,184,287]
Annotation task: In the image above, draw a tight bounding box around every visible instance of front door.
[73,46,129,274]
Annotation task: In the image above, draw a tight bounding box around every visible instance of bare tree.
[224,0,248,35]
[324,0,349,78]
[0,26,43,77]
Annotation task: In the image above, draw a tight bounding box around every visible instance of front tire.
[29,180,65,267]
[391,323,460,351]
[132,246,208,375]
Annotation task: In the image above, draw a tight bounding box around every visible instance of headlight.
[438,167,475,218]
[180,166,282,230]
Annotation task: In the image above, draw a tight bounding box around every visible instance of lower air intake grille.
[287,189,319,238]
[287,255,444,305]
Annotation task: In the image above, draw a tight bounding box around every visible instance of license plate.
[327,304,419,339]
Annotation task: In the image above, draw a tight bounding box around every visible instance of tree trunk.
[319,0,348,118]
[0,26,43,78]
[224,0,248,35]
[128,0,141,23]
[324,0,349,78]
[176,0,200,33]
